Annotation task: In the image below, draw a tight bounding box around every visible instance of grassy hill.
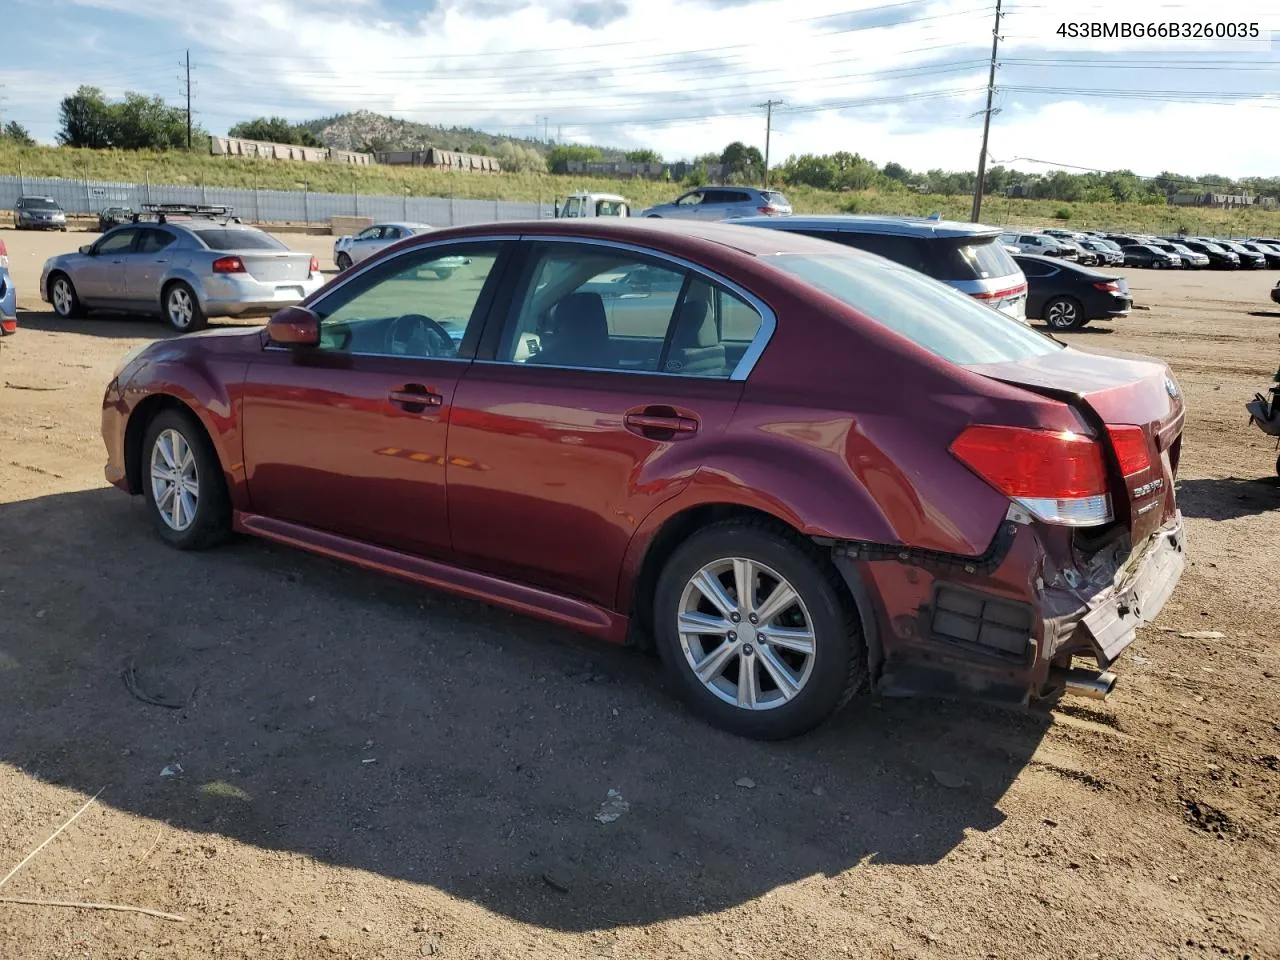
[298,110,629,161]
[4,142,1279,236]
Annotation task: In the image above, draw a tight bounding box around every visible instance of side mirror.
[266,305,320,347]
[79,244,95,255]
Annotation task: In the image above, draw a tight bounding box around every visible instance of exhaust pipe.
[1061,667,1117,700]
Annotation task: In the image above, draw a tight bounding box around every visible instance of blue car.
[0,237,16,335]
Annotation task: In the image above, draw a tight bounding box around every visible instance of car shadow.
[1032,323,1115,335]
[14,308,260,339]
[0,488,1051,932]
[1176,476,1280,520]
[1247,310,1280,319]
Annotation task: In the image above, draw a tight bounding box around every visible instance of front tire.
[163,281,206,333]
[141,409,230,550]
[49,273,83,319]
[336,251,353,271]
[653,520,865,739]
[1044,296,1084,331]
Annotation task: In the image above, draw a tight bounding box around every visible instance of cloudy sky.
[2,0,1278,176]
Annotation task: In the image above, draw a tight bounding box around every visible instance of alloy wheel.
[52,278,73,317]
[677,557,816,711]
[167,287,194,329]
[1047,299,1079,329]
[149,428,200,532]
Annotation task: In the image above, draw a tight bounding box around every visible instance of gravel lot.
[1,226,1278,960]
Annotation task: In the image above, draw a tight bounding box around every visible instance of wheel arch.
[620,499,881,673]
[123,387,243,508]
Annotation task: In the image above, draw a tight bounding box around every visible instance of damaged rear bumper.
[828,511,1187,705]
[1044,513,1186,671]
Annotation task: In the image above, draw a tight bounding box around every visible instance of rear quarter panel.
[615,251,1085,605]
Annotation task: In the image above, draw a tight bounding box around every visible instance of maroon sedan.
[101,219,1186,739]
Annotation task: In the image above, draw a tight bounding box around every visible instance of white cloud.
[10,0,1279,177]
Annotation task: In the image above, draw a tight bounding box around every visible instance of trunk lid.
[968,347,1184,543]
[235,251,313,282]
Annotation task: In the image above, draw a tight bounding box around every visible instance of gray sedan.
[40,221,323,332]
[333,222,434,270]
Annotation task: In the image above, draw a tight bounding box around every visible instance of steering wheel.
[386,314,456,358]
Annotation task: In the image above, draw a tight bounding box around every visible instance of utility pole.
[540,116,549,144]
[756,99,783,186]
[970,0,1003,223]
[183,49,192,150]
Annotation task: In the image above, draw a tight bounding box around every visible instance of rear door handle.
[388,386,444,411]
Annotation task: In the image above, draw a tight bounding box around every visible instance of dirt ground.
[1,226,1278,960]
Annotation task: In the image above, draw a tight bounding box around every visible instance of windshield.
[193,229,287,251]
[768,252,1060,366]
[935,237,1019,281]
[20,198,60,211]
[596,199,626,216]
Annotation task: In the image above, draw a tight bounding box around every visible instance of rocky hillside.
[300,110,624,159]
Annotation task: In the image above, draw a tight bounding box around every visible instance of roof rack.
[134,203,239,225]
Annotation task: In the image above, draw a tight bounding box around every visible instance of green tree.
[882,161,909,183]
[228,116,321,147]
[57,86,114,148]
[113,93,189,150]
[546,144,604,174]
[720,141,764,180]
[625,148,662,163]
[1,121,35,145]
[467,143,490,155]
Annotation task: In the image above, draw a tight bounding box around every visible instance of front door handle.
[389,385,444,412]
[624,406,699,439]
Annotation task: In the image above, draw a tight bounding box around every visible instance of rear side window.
[767,252,1060,366]
[935,238,1018,281]
[192,229,286,251]
[1014,258,1055,278]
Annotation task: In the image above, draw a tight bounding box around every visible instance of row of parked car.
[1001,227,1280,270]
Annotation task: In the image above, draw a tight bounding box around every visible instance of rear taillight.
[0,238,7,267]
[950,424,1113,526]
[212,256,246,274]
[309,255,320,274]
[1092,281,1121,293]
[1106,424,1152,477]
[1,319,16,334]
[971,283,1028,303]
[757,205,779,215]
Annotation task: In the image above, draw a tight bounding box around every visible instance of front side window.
[497,244,760,378]
[675,192,703,207]
[313,244,502,359]
[95,229,139,254]
[357,226,383,241]
[766,252,1060,366]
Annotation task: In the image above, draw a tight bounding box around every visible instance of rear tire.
[1044,296,1085,331]
[163,281,206,333]
[141,409,231,550]
[653,520,866,739]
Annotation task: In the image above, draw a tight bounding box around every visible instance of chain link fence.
[0,175,550,227]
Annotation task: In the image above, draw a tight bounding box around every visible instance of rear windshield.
[934,237,1019,281]
[20,198,60,210]
[193,229,286,251]
[767,252,1060,366]
[761,191,790,207]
